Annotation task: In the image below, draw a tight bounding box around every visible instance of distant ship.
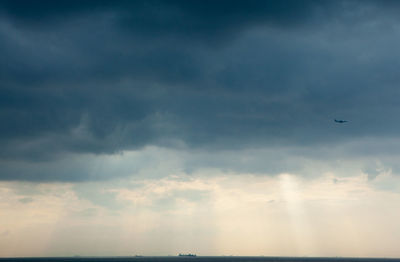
[179,253,197,257]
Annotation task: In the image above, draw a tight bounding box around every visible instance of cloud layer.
[2,1,400,181]
[2,173,400,257]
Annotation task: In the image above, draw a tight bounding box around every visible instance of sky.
[1,0,400,257]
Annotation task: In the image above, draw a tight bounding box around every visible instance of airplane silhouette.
[334,119,348,123]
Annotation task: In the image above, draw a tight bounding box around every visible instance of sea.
[0,257,399,262]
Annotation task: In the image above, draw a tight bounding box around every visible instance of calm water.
[0,257,399,262]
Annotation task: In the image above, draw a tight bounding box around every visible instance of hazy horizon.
[1,0,400,258]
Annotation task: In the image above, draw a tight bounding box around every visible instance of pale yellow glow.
[279,174,316,256]
[1,172,400,257]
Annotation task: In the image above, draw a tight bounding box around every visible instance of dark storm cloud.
[0,0,332,35]
[2,0,400,181]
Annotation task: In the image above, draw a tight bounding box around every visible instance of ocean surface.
[0,257,399,262]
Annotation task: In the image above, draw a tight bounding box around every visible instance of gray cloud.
[2,1,400,181]
[0,1,337,36]
[18,197,34,203]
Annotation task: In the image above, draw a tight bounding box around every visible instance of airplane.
[334,119,348,123]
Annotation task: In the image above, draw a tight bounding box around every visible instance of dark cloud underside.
[1,0,400,181]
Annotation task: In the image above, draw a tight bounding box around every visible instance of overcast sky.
[1,0,400,257]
